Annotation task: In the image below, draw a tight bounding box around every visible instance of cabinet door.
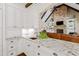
[8,50,16,56]
[16,38,25,55]
[35,46,52,56]
[15,8,24,37]
[23,12,29,28]
[5,5,16,38]
[23,10,35,28]
[24,40,38,56]
[6,5,16,27]
[15,8,23,28]
[6,5,22,38]
[0,7,2,56]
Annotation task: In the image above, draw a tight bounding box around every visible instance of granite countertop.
[41,38,79,56]
[36,38,79,56]
[24,37,79,56]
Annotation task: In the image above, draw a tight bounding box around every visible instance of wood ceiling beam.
[25,3,32,8]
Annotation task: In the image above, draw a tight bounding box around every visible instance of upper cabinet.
[5,4,25,28]
[6,5,16,27]
[5,4,26,38]
[15,8,24,28]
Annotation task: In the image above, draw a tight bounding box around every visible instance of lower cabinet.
[6,38,79,56]
[24,40,38,56]
[34,46,53,56]
[24,39,55,56]
[6,38,17,56]
[6,37,24,56]
[6,38,58,56]
[61,49,78,56]
[8,50,16,56]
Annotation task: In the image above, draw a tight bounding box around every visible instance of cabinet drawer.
[61,49,77,56]
[35,50,52,56]
[34,46,52,56]
[24,40,42,56]
[8,44,16,51]
[25,40,38,48]
[25,42,38,51]
[7,39,16,45]
[8,50,16,56]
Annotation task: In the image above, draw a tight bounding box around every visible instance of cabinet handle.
[68,51,76,56]
[37,46,40,48]
[10,46,14,48]
[37,52,40,55]
[11,41,14,43]
[10,53,14,55]
[27,44,30,47]
[53,53,58,56]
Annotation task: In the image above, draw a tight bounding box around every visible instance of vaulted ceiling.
[25,3,79,11]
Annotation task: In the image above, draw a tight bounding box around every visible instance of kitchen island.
[23,37,79,56]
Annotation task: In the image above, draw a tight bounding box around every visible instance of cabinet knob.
[53,53,58,56]
[27,44,30,47]
[10,52,14,55]
[11,41,14,43]
[37,52,40,55]
[68,51,76,56]
[10,46,14,48]
[37,46,40,48]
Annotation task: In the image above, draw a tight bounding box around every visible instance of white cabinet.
[0,3,32,56]
[34,46,53,56]
[5,5,16,38]
[4,4,27,55]
[23,12,31,28]
[8,51,16,56]
[6,28,21,38]
[24,39,54,56]
[24,39,38,55]
[6,37,17,56]
[15,8,24,28]
[0,6,2,56]
[6,37,24,56]
[16,37,25,55]
[6,5,16,27]
[5,5,24,38]
[23,13,27,28]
